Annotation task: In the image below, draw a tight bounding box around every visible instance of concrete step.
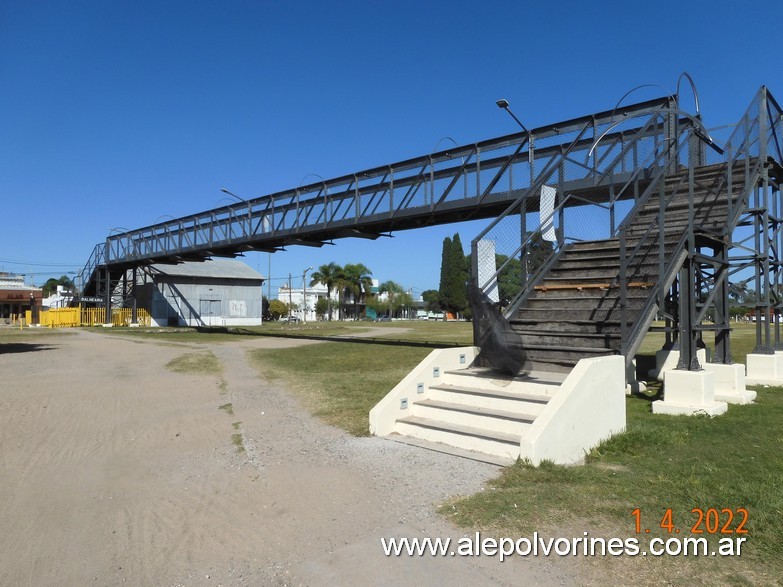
[442,367,564,394]
[429,381,554,414]
[522,348,618,373]
[411,399,536,436]
[383,435,514,467]
[395,416,521,460]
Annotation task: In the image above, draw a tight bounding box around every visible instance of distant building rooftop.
[148,259,264,281]
[0,273,41,292]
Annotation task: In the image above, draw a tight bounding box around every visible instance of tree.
[449,233,468,315]
[342,263,373,319]
[421,289,441,313]
[438,233,469,318]
[268,299,288,320]
[42,275,74,297]
[438,236,452,316]
[309,262,342,321]
[262,295,270,320]
[394,290,415,319]
[379,280,404,318]
[314,297,330,320]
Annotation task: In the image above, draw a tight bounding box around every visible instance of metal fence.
[29,306,151,328]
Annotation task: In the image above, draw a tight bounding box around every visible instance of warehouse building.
[135,259,264,327]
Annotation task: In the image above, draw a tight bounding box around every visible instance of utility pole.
[288,273,292,324]
[302,266,313,323]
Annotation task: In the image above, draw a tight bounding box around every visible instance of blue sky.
[1,0,780,297]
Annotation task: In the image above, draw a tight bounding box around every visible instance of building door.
[199,298,221,326]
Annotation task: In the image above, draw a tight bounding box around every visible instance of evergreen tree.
[449,233,468,315]
[438,236,453,317]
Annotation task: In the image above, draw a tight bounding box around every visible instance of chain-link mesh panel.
[468,283,526,375]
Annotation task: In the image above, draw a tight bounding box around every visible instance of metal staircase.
[470,87,783,377]
[371,87,783,465]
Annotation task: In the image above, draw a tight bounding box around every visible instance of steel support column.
[712,241,732,364]
[676,258,701,370]
[131,267,138,324]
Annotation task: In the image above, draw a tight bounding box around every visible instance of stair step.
[510,319,630,336]
[514,329,621,343]
[522,344,617,354]
[397,416,520,445]
[411,399,537,436]
[383,435,513,467]
[430,382,552,404]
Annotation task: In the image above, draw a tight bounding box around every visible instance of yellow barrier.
[34,306,151,328]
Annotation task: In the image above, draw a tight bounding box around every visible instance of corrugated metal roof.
[150,259,264,280]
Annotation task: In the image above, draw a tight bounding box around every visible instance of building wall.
[141,276,263,327]
[0,274,43,323]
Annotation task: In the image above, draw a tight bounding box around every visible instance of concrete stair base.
[370,348,626,465]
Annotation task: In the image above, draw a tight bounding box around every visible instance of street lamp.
[302,266,313,323]
[496,99,528,133]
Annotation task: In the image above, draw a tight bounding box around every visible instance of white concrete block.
[703,363,756,404]
[652,369,727,416]
[625,358,647,395]
[746,353,783,386]
[650,348,709,381]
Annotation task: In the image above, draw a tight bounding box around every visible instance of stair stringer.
[519,355,626,466]
[369,346,480,437]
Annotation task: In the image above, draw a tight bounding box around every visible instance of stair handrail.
[617,87,778,360]
[505,125,687,319]
[479,108,684,321]
[74,242,106,296]
[471,108,673,303]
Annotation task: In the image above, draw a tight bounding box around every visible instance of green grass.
[218,402,234,416]
[0,327,74,342]
[231,432,245,453]
[101,319,472,345]
[249,341,433,436]
[165,351,223,375]
[440,389,783,584]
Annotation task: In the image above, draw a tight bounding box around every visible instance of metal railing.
[470,105,680,318]
[76,97,675,295]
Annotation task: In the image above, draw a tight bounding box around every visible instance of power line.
[0,258,80,268]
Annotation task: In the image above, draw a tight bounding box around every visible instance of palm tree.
[342,263,373,319]
[309,262,342,321]
[378,280,404,318]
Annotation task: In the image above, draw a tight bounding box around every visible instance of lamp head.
[496,99,510,109]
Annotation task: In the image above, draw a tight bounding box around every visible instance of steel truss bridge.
[76,86,783,370]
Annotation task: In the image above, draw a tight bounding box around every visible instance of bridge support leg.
[102,267,113,328]
[654,258,728,415]
[130,267,139,327]
[675,260,700,371]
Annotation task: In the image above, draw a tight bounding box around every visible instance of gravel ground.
[0,328,583,586]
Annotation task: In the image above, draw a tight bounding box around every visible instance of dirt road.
[0,329,579,585]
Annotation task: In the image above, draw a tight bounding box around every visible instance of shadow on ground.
[194,326,463,349]
[0,343,57,355]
